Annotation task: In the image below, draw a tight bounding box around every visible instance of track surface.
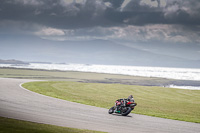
[0,78,200,133]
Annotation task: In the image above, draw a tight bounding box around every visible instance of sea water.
[1,63,200,90]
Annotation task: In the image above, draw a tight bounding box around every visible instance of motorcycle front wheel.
[108,106,115,114]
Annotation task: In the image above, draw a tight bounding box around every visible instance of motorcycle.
[108,99,137,116]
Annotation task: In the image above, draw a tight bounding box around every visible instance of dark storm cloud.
[163,0,200,25]
[121,0,200,25]
[0,0,200,30]
[0,0,112,29]
[118,0,165,25]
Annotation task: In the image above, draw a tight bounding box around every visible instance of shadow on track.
[111,114,132,117]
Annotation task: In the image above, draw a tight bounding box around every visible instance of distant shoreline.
[0,67,200,90]
[1,63,200,81]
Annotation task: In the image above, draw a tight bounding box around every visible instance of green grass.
[22,81,200,123]
[0,117,105,133]
[0,68,177,86]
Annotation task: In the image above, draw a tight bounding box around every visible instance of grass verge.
[0,116,105,133]
[0,67,183,86]
[22,81,200,123]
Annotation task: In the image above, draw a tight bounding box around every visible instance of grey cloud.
[103,0,125,9]
[0,0,112,29]
[13,0,45,6]
[163,0,200,25]
[150,0,161,8]
[0,0,200,44]
[37,26,119,41]
[35,24,200,44]
[121,0,200,25]
[1,0,200,30]
[156,0,160,8]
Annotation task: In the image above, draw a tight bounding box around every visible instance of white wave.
[1,63,200,81]
[167,85,200,90]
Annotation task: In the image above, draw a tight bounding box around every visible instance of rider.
[114,95,135,113]
[128,95,135,102]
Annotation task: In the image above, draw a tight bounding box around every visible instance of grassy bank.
[0,67,185,86]
[0,117,105,133]
[23,81,200,123]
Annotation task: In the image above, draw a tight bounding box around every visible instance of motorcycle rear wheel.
[121,107,132,116]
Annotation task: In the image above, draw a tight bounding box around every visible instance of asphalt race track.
[0,78,200,133]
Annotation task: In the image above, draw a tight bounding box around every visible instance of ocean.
[1,63,200,90]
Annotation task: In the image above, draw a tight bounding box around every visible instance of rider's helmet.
[128,95,134,102]
[128,95,133,99]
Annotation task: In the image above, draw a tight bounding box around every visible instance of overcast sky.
[0,0,200,65]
